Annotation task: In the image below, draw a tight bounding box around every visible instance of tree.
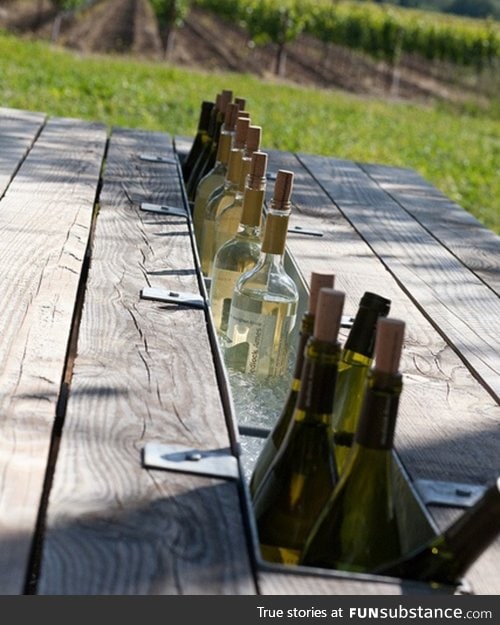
[245,1,306,77]
[49,0,84,41]
[151,0,191,59]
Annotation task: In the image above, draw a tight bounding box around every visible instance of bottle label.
[225,305,296,377]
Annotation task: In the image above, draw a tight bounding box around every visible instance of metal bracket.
[414,479,487,508]
[141,286,205,309]
[139,153,178,165]
[288,225,324,238]
[143,442,239,480]
[140,202,188,218]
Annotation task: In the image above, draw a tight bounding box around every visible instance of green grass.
[1,31,499,233]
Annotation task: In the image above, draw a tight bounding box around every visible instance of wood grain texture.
[297,153,500,403]
[261,149,500,594]
[0,107,46,196]
[39,127,256,595]
[362,162,500,297]
[0,116,107,594]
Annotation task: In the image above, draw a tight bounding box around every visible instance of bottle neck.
[345,304,389,358]
[238,223,261,240]
[354,369,402,450]
[240,186,265,228]
[439,480,500,579]
[296,337,340,420]
[291,313,314,380]
[261,203,291,255]
[215,131,233,166]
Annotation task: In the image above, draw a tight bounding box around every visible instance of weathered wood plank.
[0,107,46,196]
[39,127,256,595]
[298,153,500,403]
[256,149,500,595]
[0,116,107,594]
[361,162,500,297]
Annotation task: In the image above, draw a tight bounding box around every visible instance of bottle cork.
[308,272,335,316]
[219,89,233,114]
[234,117,250,150]
[247,151,268,188]
[314,289,345,344]
[246,125,262,154]
[374,318,405,375]
[273,170,294,208]
[224,102,239,132]
[235,97,246,110]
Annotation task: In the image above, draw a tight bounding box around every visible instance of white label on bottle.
[226,305,295,377]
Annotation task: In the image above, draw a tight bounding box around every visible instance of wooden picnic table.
[0,106,498,596]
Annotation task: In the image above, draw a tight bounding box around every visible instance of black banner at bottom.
[1,595,499,625]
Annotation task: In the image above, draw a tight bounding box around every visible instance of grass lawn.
[1,31,498,233]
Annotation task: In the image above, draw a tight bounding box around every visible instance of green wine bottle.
[253,288,345,565]
[301,318,406,572]
[182,100,214,183]
[374,477,500,588]
[249,271,336,498]
[332,291,391,474]
[185,90,227,202]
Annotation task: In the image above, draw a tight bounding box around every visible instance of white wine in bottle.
[191,101,239,247]
[212,122,262,249]
[224,170,298,379]
[301,318,406,572]
[199,147,244,277]
[253,288,345,564]
[249,271,335,497]
[209,151,269,335]
[374,477,500,588]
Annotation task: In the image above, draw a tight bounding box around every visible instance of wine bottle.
[206,126,261,255]
[249,271,336,497]
[206,152,267,275]
[253,288,345,565]
[185,91,228,202]
[199,147,245,277]
[332,291,391,474]
[374,477,500,587]
[182,100,214,183]
[301,318,406,572]
[209,151,269,335]
[224,170,298,379]
[191,101,239,247]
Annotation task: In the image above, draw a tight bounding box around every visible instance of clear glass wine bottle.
[224,170,298,379]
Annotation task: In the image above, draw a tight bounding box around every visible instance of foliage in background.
[0,30,498,234]
[150,0,192,58]
[196,0,500,69]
